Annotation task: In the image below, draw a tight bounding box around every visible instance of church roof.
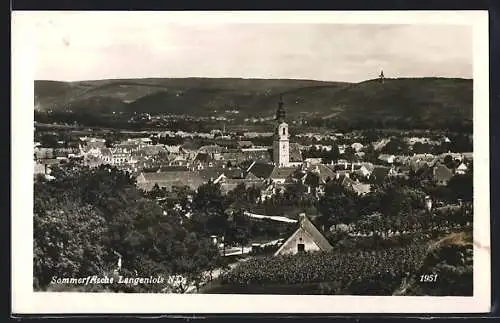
[275,94,286,121]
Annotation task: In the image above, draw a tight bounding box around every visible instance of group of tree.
[34,163,224,292]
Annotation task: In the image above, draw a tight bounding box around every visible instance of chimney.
[298,213,306,223]
[458,198,463,206]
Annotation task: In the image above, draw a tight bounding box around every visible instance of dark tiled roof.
[160,165,190,172]
[198,167,224,182]
[247,162,275,179]
[195,152,212,163]
[269,166,297,180]
[199,145,225,154]
[138,171,204,191]
[241,150,272,162]
[223,167,245,179]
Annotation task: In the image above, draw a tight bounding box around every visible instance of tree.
[447,173,473,202]
[33,163,223,292]
[443,155,457,170]
[40,133,60,148]
[34,195,109,289]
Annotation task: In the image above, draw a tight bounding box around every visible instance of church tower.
[273,94,290,167]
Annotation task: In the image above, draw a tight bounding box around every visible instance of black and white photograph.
[12,11,490,314]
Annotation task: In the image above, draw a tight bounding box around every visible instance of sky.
[29,12,473,83]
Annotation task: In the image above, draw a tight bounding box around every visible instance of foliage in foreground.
[34,164,222,292]
[219,243,429,295]
[397,231,473,296]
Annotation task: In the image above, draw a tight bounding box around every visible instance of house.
[350,183,372,196]
[237,141,253,149]
[199,144,225,155]
[433,163,454,186]
[378,154,395,164]
[245,161,275,179]
[455,162,468,175]
[338,144,347,154]
[305,164,336,185]
[136,171,205,191]
[269,166,297,184]
[219,178,265,195]
[274,213,333,256]
[351,142,364,152]
[165,145,184,156]
[354,163,374,178]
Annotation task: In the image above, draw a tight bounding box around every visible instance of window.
[297,243,305,253]
[282,128,286,136]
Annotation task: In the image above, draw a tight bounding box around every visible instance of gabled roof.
[140,144,167,155]
[222,167,245,179]
[341,175,356,187]
[137,171,204,191]
[199,145,225,154]
[160,165,190,172]
[241,150,272,162]
[308,164,336,183]
[247,161,275,179]
[165,145,182,154]
[198,167,224,182]
[269,166,297,180]
[196,152,214,163]
[237,140,253,148]
[274,214,333,256]
[351,183,371,195]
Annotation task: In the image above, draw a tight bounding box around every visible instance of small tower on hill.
[379,70,385,84]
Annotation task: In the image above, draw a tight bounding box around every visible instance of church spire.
[276,94,286,121]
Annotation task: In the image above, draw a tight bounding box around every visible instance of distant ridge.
[34,77,472,128]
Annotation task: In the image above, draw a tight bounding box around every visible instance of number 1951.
[420,274,438,282]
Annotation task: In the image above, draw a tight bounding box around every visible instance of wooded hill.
[35,77,472,128]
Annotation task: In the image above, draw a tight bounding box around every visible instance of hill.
[34,78,340,113]
[34,77,472,128]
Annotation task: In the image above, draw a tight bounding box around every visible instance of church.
[272,95,302,168]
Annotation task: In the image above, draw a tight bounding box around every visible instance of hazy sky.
[32,12,473,82]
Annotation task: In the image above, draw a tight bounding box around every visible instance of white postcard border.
[11,10,490,314]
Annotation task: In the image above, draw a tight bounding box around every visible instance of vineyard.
[218,242,430,295]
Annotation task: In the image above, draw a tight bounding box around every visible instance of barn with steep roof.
[274,213,333,256]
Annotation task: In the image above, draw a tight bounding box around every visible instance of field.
[208,243,429,295]
[202,230,473,296]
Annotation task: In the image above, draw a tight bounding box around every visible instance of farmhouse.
[274,213,333,256]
